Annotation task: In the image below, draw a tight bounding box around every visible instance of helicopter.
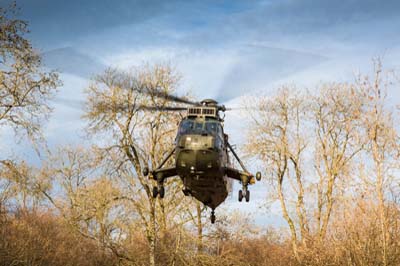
[140,96,261,224]
[55,90,261,224]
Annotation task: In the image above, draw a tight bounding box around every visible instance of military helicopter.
[140,94,261,224]
[56,90,261,224]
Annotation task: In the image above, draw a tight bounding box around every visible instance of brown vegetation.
[0,209,117,266]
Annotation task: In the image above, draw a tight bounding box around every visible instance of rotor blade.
[53,97,186,112]
[224,107,246,111]
[223,106,258,112]
[144,88,199,106]
[53,97,187,112]
[93,102,187,113]
[139,106,187,112]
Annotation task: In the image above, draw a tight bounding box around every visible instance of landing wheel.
[159,186,165,199]
[256,171,261,181]
[152,186,158,198]
[210,210,216,224]
[238,190,243,202]
[143,167,149,176]
[182,188,190,196]
[245,190,250,202]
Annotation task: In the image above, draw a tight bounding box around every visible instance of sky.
[3,0,400,226]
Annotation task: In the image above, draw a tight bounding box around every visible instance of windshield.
[179,119,220,135]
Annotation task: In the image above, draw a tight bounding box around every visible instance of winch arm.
[227,142,250,174]
[142,147,178,199]
[156,147,175,170]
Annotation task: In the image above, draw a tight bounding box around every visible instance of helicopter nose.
[179,134,215,150]
[176,148,220,175]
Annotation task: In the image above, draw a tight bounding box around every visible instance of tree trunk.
[319,174,336,241]
[277,173,300,263]
[374,145,388,266]
[149,206,157,266]
[196,202,203,252]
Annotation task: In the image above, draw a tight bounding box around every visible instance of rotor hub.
[200,99,218,106]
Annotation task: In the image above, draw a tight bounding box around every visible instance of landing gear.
[210,209,216,224]
[238,188,250,202]
[152,185,165,199]
[148,148,176,199]
[238,174,251,202]
[152,172,166,199]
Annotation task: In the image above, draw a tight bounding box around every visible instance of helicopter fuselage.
[147,100,259,223]
[175,126,231,209]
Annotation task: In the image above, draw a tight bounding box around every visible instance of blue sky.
[15,0,400,99]
[3,0,400,225]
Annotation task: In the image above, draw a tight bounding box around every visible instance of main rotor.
[128,87,229,119]
[56,86,231,118]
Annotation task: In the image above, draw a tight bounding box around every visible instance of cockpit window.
[178,119,223,137]
[205,122,217,134]
[195,122,204,131]
[179,120,194,134]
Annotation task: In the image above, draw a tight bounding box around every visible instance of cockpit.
[178,119,222,137]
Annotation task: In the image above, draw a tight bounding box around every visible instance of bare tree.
[83,64,193,266]
[357,60,400,266]
[312,83,365,241]
[0,159,45,210]
[245,83,368,261]
[31,146,144,264]
[0,3,60,143]
[0,3,60,210]
[244,87,309,262]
